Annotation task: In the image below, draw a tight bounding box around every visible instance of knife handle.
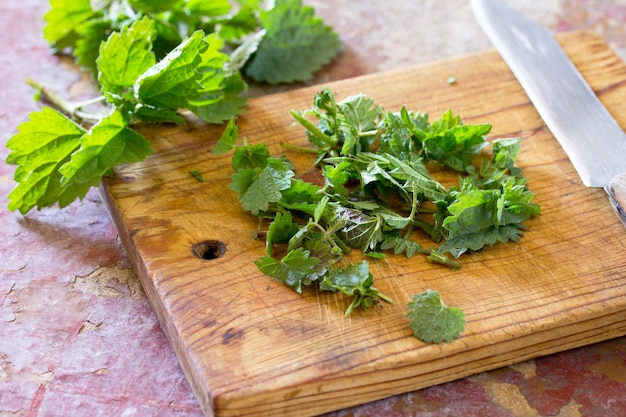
[608,173,626,228]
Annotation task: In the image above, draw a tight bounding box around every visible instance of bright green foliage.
[42,0,340,84]
[6,108,87,214]
[43,0,95,50]
[6,0,340,214]
[244,0,342,84]
[135,31,207,109]
[407,290,466,343]
[97,17,157,105]
[255,248,321,293]
[215,88,540,339]
[58,109,153,186]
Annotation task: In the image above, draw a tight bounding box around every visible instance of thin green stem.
[280,142,318,154]
[290,109,335,148]
[26,78,106,123]
[372,288,394,304]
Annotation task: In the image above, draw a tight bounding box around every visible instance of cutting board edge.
[99,183,217,415]
[201,309,626,417]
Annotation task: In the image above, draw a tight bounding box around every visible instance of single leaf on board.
[407,290,466,343]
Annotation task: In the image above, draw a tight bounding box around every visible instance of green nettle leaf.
[97,16,157,104]
[218,6,260,42]
[43,0,94,50]
[407,290,466,343]
[266,211,300,255]
[335,207,384,252]
[245,0,341,84]
[320,260,393,316]
[58,109,153,185]
[6,108,87,214]
[231,143,271,171]
[492,137,522,171]
[188,34,248,123]
[255,248,321,293]
[135,30,208,109]
[129,0,181,14]
[230,158,295,215]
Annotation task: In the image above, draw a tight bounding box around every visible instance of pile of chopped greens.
[6,0,341,214]
[214,88,540,343]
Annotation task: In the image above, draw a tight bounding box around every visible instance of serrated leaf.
[58,109,153,185]
[231,143,271,171]
[335,207,383,252]
[407,290,465,343]
[380,236,425,258]
[189,74,248,124]
[43,0,95,50]
[255,248,321,293]
[187,34,249,123]
[135,30,207,109]
[266,211,300,255]
[230,158,294,215]
[280,179,322,215]
[244,0,341,84]
[97,17,157,104]
[6,108,88,214]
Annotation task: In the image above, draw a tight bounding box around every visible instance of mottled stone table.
[1,1,625,416]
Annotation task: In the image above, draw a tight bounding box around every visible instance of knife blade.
[470,0,626,227]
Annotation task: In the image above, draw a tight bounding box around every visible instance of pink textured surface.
[1,1,626,416]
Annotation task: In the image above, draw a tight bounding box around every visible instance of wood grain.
[101,31,626,417]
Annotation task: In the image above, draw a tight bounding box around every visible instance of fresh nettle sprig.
[6,0,341,214]
[214,88,541,343]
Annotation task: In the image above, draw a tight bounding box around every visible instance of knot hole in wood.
[192,240,227,260]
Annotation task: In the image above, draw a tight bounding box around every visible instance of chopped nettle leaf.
[407,290,466,343]
[230,156,295,215]
[320,261,393,316]
[255,248,321,293]
[217,88,540,341]
[7,0,339,214]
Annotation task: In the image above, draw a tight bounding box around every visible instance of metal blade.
[470,0,626,188]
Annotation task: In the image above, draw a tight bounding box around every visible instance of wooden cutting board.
[101,31,626,417]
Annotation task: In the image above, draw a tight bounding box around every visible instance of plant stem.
[26,78,106,123]
[290,109,335,148]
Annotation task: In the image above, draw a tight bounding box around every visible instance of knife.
[470,0,626,227]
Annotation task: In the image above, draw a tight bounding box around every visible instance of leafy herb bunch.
[6,0,341,214]
[215,88,540,342]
